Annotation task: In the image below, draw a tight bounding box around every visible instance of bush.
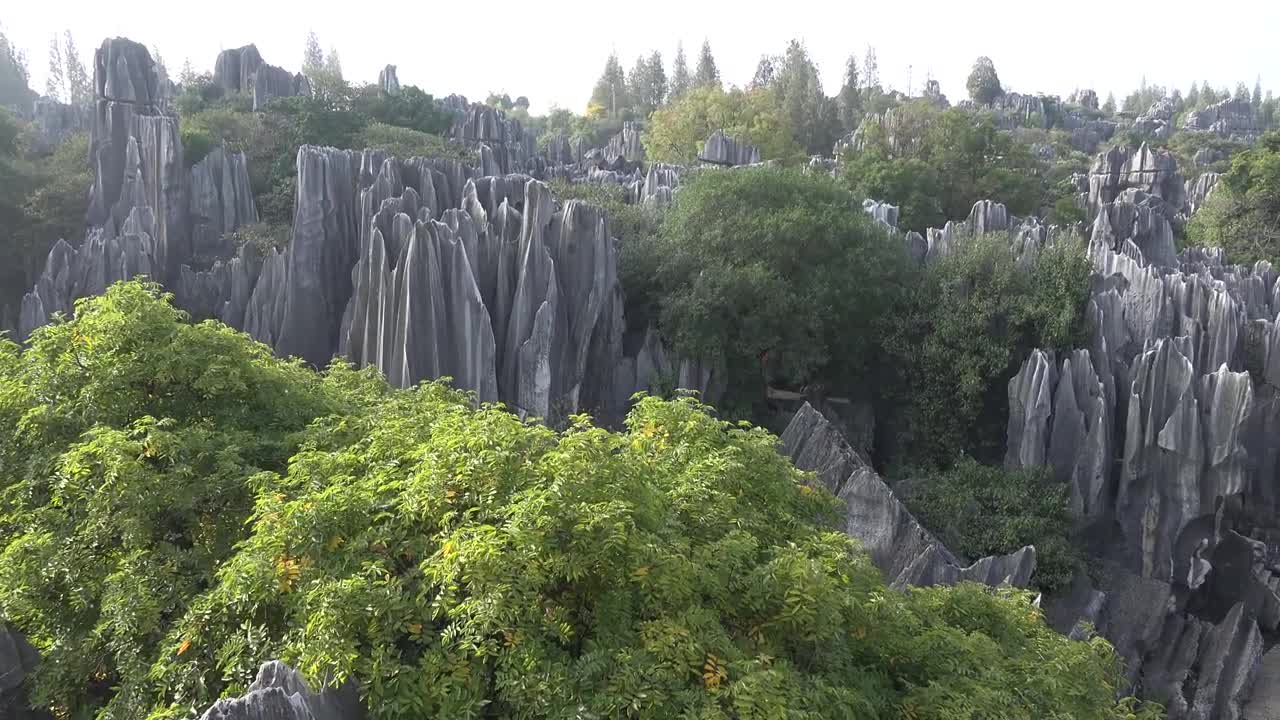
[0,282,1160,719]
[885,234,1092,468]
[900,457,1088,593]
[654,167,914,412]
[355,122,470,163]
[1185,130,1280,265]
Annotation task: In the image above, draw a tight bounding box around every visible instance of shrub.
[355,122,471,163]
[0,281,1160,719]
[900,457,1088,593]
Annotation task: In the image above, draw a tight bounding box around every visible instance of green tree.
[589,52,629,117]
[1102,92,1115,114]
[0,281,1162,720]
[0,27,33,108]
[773,39,841,155]
[669,41,691,100]
[694,39,720,89]
[301,32,348,105]
[902,458,1087,593]
[642,85,801,165]
[884,234,1092,468]
[1186,130,1280,264]
[653,168,915,410]
[837,53,863,131]
[966,56,1003,106]
[62,32,90,107]
[45,34,64,101]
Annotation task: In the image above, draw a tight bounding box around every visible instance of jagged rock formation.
[28,98,90,154]
[210,44,308,111]
[602,121,644,168]
[1010,211,1280,714]
[377,65,400,95]
[782,403,1036,590]
[862,199,899,229]
[1134,98,1177,140]
[1087,143,1186,220]
[1184,99,1262,139]
[1079,89,1099,111]
[197,661,363,720]
[212,45,264,95]
[446,97,532,175]
[188,146,257,260]
[1185,173,1221,216]
[700,129,759,166]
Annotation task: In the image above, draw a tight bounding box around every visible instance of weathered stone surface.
[1184,99,1262,139]
[213,45,264,95]
[0,625,48,719]
[1087,142,1185,220]
[701,129,759,166]
[602,121,643,167]
[28,98,90,155]
[448,98,530,174]
[189,146,257,261]
[377,64,399,95]
[862,199,899,229]
[1185,173,1220,216]
[1134,98,1177,140]
[197,661,364,720]
[252,64,310,112]
[1090,190,1179,268]
[782,403,1036,590]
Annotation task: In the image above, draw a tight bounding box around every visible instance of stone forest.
[0,23,1279,720]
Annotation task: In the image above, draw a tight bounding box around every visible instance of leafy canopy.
[1186,130,1280,265]
[653,167,914,411]
[0,281,1161,720]
[643,85,801,165]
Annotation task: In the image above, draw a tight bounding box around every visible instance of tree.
[302,31,324,75]
[1102,92,1116,114]
[300,33,348,105]
[1187,81,1201,109]
[862,46,880,94]
[750,55,777,90]
[966,56,1003,106]
[45,34,64,101]
[1235,82,1251,102]
[589,52,629,117]
[884,234,1092,468]
[1254,77,1264,108]
[0,27,33,108]
[626,53,665,117]
[178,58,197,87]
[837,53,862,131]
[694,39,720,89]
[643,50,666,111]
[653,168,915,408]
[772,39,840,155]
[62,32,90,107]
[0,282,1162,720]
[1187,130,1280,265]
[669,41,691,100]
[642,85,800,165]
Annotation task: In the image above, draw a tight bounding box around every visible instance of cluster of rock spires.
[212,44,311,111]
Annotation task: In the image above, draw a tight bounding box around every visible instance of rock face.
[197,661,364,720]
[1185,173,1221,216]
[1184,99,1262,139]
[212,45,264,95]
[782,403,1036,590]
[1087,142,1186,220]
[0,626,47,719]
[1009,209,1280,713]
[377,65,399,95]
[28,98,90,155]
[252,64,310,112]
[447,97,532,175]
[1134,98,1177,140]
[602,121,644,167]
[700,130,760,166]
[188,146,258,261]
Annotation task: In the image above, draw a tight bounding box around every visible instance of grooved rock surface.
[701,130,760,166]
[213,45,264,95]
[197,661,364,720]
[782,403,1036,590]
[189,146,257,260]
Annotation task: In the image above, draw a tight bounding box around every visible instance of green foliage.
[1186,130,1280,265]
[355,122,470,163]
[885,234,1092,468]
[0,119,91,308]
[0,282,1161,719]
[901,458,1088,593]
[966,57,1003,106]
[223,222,292,255]
[842,103,1041,232]
[654,168,914,411]
[643,85,802,165]
[352,85,452,136]
[0,28,33,109]
[0,282,353,715]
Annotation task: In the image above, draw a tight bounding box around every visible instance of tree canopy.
[966,56,1003,106]
[1186,130,1280,265]
[643,85,801,165]
[0,281,1161,720]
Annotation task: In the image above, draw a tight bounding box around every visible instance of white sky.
[5,0,1279,115]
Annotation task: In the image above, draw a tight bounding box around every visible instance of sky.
[5,0,1279,115]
